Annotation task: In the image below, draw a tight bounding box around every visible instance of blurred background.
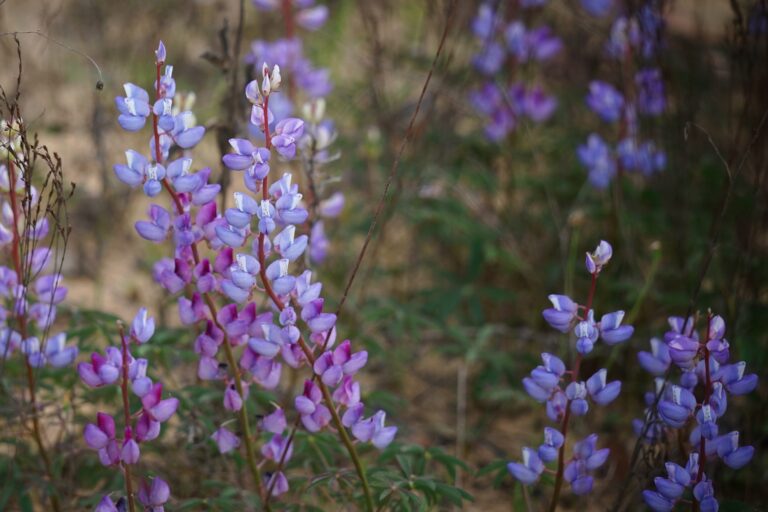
[0,0,766,510]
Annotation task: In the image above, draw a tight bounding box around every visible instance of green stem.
[319,384,374,512]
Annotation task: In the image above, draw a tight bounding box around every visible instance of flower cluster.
[245,0,343,265]
[114,41,206,193]
[638,314,757,511]
[79,308,174,511]
[110,41,393,503]
[247,0,332,114]
[577,0,667,188]
[219,60,397,477]
[508,240,632,502]
[468,1,560,141]
[0,121,76,371]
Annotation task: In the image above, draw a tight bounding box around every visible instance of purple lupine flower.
[538,427,564,462]
[272,118,304,159]
[309,221,329,263]
[84,412,116,450]
[717,431,754,469]
[262,407,287,434]
[94,496,119,512]
[523,85,557,121]
[471,3,497,39]
[577,134,616,188]
[0,329,20,360]
[638,338,671,375]
[121,438,141,464]
[131,307,155,344]
[581,0,613,17]
[141,382,179,422]
[211,426,241,454]
[565,381,589,416]
[222,139,271,179]
[586,369,621,405]
[574,311,599,354]
[35,274,66,304]
[332,375,361,406]
[716,361,758,395]
[78,347,123,387]
[25,332,77,368]
[586,81,624,122]
[635,68,665,116]
[114,150,148,188]
[295,380,331,432]
[507,447,545,485]
[585,240,612,274]
[598,310,634,344]
[564,434,609,495]
[350,410,397,449]
[472,42,506,75]
[116,83,151,131]
[136,204,172,242]
[667,334,700,369]
[705,315,730,364]
[546,388,568,422]
[137,477,170,511]
[658,385,696,428]
[693,481,718,512]
[274,225,308,261]
[542,294,578,332]
[267,471,289,496]
[318,192,344,217]
[261,433,293,462]
[523,352,565,402]
[524,26,562,62]
[223,384,244,412]
[296,5,329,30]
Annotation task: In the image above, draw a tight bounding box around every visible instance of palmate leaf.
[426,447,471,481]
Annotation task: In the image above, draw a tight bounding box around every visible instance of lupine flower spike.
[509,240,632,509]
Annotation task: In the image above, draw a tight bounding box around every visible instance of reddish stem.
[548,272,598,512]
